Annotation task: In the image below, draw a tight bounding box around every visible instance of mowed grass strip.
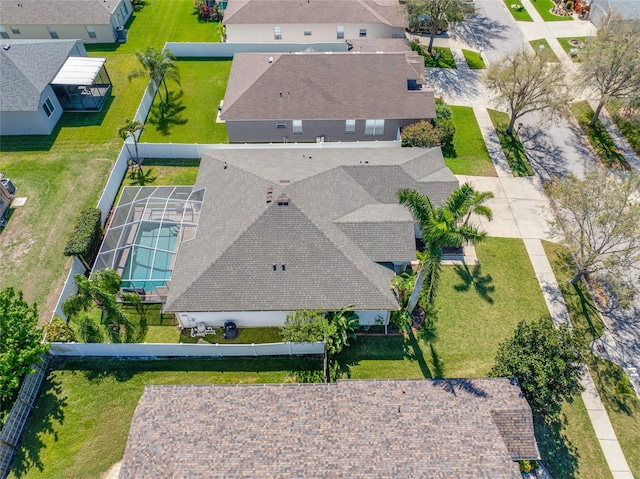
[487,109,534,176]
[461,49,486,69]
[556,36,587,62]
[607,100,640,157]
[543,241,640,477]
[337,238,548,379]
[529,39,560,62]
[445,106,496,176]
[8,357,323,479]
[529,0,574,21]
[571,101,629,170]
[139,58,231,143]
[502,0,534,21]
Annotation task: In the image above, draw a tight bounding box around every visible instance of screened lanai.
[51,56,112,111]
[93,186,205,302]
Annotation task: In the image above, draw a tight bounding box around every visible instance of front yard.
[445,106,496,176]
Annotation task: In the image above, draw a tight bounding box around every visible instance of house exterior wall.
[224,22,406,42]
[0,86,62,135]
[0,0,132,43]
[174,309,391,328]
[225,118,425,143]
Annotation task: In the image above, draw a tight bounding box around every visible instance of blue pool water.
[121,222,179,291]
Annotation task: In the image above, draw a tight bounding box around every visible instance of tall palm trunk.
[405,247,442,313]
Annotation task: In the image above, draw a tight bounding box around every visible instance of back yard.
[0,0,222,324]
[9,237,610,478]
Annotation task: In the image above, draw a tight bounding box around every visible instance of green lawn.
[503,0,534,21]
[336,238,548,379]
[529,39,560,62]
[607,100,640,157]
[445,106,496,176]
[461,49,486,69]
[557,37,587,62]
[420,46,457,69]
[139,58,231,143]
[487,109,534,176]
[570,101,629,170]
[0,0,221,324]
[8,357,323,479]
[529,0,574,21]
[543,241,640,478]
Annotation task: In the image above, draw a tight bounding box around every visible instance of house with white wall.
[220,51,435,143]
[222,0,407,42]
[160,147,458,330]
[0,39,112,135]
[0,0,133,43]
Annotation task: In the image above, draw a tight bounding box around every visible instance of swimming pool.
[121,222,180,291]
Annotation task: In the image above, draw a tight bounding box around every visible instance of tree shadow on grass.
[146,90,188,137]
[534,413,579,479]
[453,263,495,304]
[9,377,67,478]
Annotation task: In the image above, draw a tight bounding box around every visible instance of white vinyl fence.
[165,42,348,57]
[48,341,325,357]
[51,256,86,320]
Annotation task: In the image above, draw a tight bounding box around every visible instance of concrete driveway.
[456,175,555,240]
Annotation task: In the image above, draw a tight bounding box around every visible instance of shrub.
[281,309,327,343]
[45,316,77,343]
[401,120,442,147]
[518,460,539,473]
[565,1,574,9]
[390,310,412,333]
[435,97,453,120]
[434,117,456,146]
[64,207,103,266]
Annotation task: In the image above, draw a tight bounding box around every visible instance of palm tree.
[62,268,138,343]
[398,183,492,312]
[128,47,181,106]
[118,118,144,168]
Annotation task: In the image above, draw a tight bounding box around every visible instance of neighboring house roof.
[164,147,457,313]
[118,378,540,478]
[0,0,121,25]
[0,39,79,112]
[220,52,434,121]
[223,0,407,28]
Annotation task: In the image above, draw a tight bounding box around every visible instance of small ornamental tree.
[281,309,327,343]
[44,316,77,343]
[490,318,584,418]
[0,287,49,402]
[64,207,103,269]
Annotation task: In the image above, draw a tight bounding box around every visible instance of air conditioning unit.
[315,136,325,143]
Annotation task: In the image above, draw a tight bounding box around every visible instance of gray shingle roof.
[0,0,119,25]
[164,147,458,313]
[220,52,435,121]
[0,39,78,112]
[118,378,540,479]
[223,0,407,28]
[347,37,412,52]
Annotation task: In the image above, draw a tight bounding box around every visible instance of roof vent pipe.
[268,56,274,63]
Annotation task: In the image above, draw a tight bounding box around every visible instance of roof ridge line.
[354,0,393,26]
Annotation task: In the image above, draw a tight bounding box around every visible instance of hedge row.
[63,207,103,262]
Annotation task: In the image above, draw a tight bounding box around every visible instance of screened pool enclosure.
[93,186,205,302]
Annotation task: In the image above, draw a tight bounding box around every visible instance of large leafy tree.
[129,47,181,106]
[0,287,49,402]
[546,168,640,307]
[398,183,492,312]
[484,49,569,134]
[404,0,469,52]
[490,318,584,418]
[62,269,140,343]
[576,15,640,126]
[118,118,145,168]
